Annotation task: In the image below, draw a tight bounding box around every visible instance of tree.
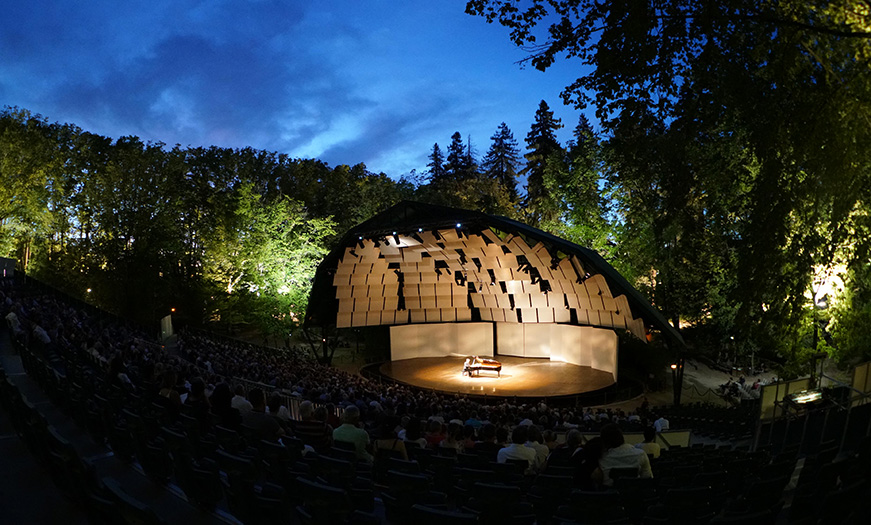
[481,122,521,201]
[445,131,466,180]
[540,115,611,254]
[467,1,871,362]
[521,100,563,224]
[426,143,446,184]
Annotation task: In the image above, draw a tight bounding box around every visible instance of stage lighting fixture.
[456,223,462,228]
[392,232,400,245]
[356,237,365,248]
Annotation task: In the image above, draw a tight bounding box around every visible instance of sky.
[1,0,593,178]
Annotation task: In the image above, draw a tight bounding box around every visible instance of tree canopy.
[466,0,871,366]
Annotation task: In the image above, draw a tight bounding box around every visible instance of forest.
[3,1,871,377]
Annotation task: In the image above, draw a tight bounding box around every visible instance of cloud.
[1,1,591,177]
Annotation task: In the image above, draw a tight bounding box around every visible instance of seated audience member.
[157,369,182,414]
[231,384,253,413]
[653,415,670,433]
[525,426,550,470]
[574,436,604,490]
[209,382,242,430]
[542,430,559,453]
[324,403,341,430]
[464,412,483,429]
[635,426,661,459]
[474,423,500,455]
[403,418,427,449]
[242,388,284,442]
[424,419,446,448]
[108,354,134,391]
[495,426,510,448]
[497,425,538,472]
[292,400,331,452]
[185,377,211,414]
[374,419,408,460]
[440,422,464,452]
[462,424,477,451]
[333,405,374,463]
[266,392,292,421]
[599,423,652,486]
[547,428,582,467]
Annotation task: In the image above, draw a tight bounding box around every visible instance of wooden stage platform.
[377,356,616,398]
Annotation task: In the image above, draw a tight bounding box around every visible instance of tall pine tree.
[542,114,610,253]
[426,143,446,184]
[522,100,563,222]
[482,122,520,201]
[445,131,479,181]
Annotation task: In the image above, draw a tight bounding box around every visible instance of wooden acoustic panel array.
[333,229,647,341]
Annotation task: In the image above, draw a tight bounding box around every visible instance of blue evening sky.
[1,0,593,178]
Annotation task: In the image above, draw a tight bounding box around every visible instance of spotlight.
[418,228,423,232]
[392,233,400,245]
[456,223,462,228]
[357,237,364,248]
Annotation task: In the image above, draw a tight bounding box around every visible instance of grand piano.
[464,356,502,377]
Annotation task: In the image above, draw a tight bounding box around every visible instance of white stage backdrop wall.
[496,323,618,380]
[390,323,494,361]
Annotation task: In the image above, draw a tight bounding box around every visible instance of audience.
[3,278,812,524]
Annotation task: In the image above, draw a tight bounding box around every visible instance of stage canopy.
[305,201,683,347]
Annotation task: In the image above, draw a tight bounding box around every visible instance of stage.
[376,356,616,398]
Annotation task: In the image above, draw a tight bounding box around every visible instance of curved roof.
[305,200,684,347]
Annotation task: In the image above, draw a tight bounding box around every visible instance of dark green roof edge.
[305,200,685,348]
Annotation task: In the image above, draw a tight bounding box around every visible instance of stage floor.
[378,356,616,398]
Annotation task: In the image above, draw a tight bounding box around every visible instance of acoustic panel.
[496,322,525,357]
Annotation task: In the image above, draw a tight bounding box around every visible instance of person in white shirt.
[231,384,253,413]
[524,426,550,471]
[497,425,538,473]
[599,423,653,486]
[653,415,670,433]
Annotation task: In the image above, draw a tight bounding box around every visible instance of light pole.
[671,359,685,406]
